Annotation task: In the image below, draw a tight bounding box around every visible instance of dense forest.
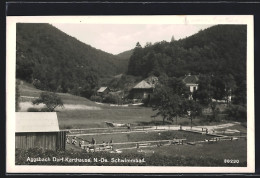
[127,25,247,105]
[128,25,246,78]
[16,23,128,98]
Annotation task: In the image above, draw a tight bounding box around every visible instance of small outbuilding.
[97,87,110,96]
[15,112,66,151]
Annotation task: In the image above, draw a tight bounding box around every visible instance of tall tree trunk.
[190,118,193,129]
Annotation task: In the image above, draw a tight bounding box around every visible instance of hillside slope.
[127,25,246,80]
[16,23,128,97]
[116,49,133,60]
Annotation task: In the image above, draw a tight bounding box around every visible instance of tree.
[151,77,189,124]
[152,86,181,124]
[171,35,175,42]
[127,42,144,76]
[233,79,246,105]
[135,42,142,48]
[211,75,226,101]
[32,92,64,111]
[222,74,236,105]
[193,75,213,106]
[184,100,202,129]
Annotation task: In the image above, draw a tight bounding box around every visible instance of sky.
[52,24,214,55]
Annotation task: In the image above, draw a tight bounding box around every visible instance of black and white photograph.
[6,15,254,173]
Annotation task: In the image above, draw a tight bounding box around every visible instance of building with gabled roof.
[133,80,153,89]
[97,87,110,96]
[182,73,199,93]
[129,76,158,100]
[15,112,66,151]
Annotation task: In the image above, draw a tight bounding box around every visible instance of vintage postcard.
[6,15,254,173]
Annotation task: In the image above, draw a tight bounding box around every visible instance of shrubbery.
[103,94,122,104]
[226,104,247,122]
[27,108,40,112]
[27,107,55,112]
[90,95,103,103]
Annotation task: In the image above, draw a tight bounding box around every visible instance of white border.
[6,15,255,173]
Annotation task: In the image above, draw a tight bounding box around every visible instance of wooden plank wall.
[57,131,66,151]
[15,132,57,151]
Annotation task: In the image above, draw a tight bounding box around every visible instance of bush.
[226,104,247,122]
[103,93,121,104]
[32,92,63,111]
[27,107,40,112]
[40,108,51,112]
[90,95,103,102]
[205,114,221,122]
[142,97,150,106]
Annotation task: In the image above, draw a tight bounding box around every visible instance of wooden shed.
[97,87,110,96]
[15,112,66,151]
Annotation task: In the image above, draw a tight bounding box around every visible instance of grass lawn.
[57,107,163,129]
[143,139,247,163]
[19,80,100,106]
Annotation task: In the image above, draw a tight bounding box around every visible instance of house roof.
[133,80,152,89]
[16,112,60,133]
[182,75,199,84]
[97,87,108,93]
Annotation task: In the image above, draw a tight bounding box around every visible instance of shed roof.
[97,87,108,93]
[182,75,199,84]
[16,112,60,133]
[133,80,152,89]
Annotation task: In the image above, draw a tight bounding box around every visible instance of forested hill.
[127,25,247,82]
[16,23,128,97]
[116,49,134,60]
